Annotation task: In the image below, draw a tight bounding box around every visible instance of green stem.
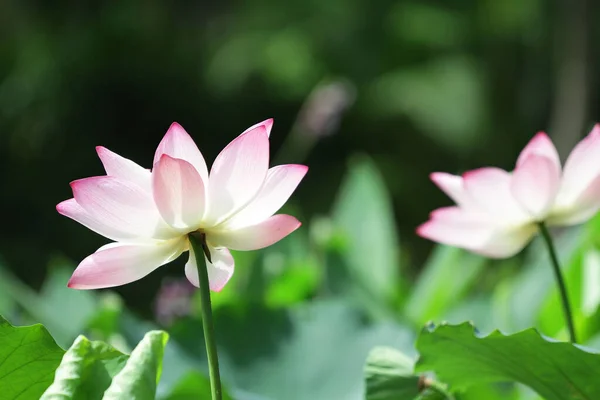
[188,233,222,400]
[538,222,577,343]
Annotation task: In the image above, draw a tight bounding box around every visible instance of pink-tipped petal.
[430,172,470,207]
[561,124,600,202]
[462,167,528,222]
[71,176,174,240]
[516,132,560,170]
[57,198,136,241]
[96,146,151,191]
[153,122,209,184]
[209,214,301,251]
[241,119,274,138]
[206,127,270,225]
[511,155,560,219]
[67,240,186,290]
[417,215,536,258]
[224,164,308,228]
[152,155,206,230]
[185,244,234,291]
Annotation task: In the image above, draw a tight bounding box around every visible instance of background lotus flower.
[418,125,600,258]
[57,120,308,291]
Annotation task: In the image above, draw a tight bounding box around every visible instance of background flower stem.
[538,222,577,343]
[189,233,222,400]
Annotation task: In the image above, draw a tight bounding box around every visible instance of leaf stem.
[419,377,455,399]
[537,222,577,343]
[188,233,222,400]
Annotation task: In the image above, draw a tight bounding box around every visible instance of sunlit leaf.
[103,331,169,399]
[0,315,64,399]
[40,336,128,399]
[581,249,600,316]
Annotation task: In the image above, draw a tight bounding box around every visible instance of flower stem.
[537,222,577,343]
[188,233,222,400]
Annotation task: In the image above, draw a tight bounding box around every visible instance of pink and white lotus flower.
[57,120,307,291]
[418,126,600,258]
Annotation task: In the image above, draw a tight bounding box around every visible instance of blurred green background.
[1,1,599,399]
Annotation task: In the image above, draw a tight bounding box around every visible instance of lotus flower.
[418,125,600,258]
[57,120,307,290]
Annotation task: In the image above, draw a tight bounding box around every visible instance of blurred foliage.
[2,0,596,312]
[1,0,600,398]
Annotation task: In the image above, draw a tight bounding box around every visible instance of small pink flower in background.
[154,278,196,326]
[418,125,600,258]
[57,119,307,291]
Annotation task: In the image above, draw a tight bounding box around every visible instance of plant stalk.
[538,222,577,343]
[188,233,222,400]
[419,377,455,399]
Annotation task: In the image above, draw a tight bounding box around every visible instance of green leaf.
[103,330,169,399]
[40,336,128,399]
[332,156,401,313]
[364,347,420,400]
[0,315,65,399]
[119,313,204,398]
[415,322,600,400]
[416,389,451,400]
[162,371,233,400]
[405,245,486,324]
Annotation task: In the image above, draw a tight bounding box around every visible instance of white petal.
[430,172,473,208]
[152,155,206,230]
[511,155,560,219]
[549,174,600,225]
[57,198,136,242]
[559,125,600,206]
[462,167,529,222]
[516,132,560,170]
[96,146,151,191]
[68,239,186,289]
[209,214,301,251]
[224,164,307,228]
[153,122,209,184]
[417,207,537,258]
[205,126,269,225]
[185,244,234,291]
[71,176,174,240]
